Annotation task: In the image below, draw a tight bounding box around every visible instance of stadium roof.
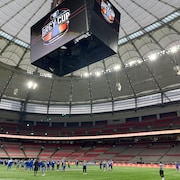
[0,0,179,115]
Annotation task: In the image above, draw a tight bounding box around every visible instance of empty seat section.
[23,144,42,158]
[4,142,25,158]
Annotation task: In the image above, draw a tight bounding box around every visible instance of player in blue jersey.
[108,160,113,170]
[175,162,179,172]
[7,159,13,170]
[40,160,46,176]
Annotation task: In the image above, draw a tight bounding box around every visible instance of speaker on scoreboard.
[30,0,121,76]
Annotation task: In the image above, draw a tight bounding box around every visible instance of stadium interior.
[0,0,180,165]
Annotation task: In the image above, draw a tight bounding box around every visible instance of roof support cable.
[117,52,137,98]
[68,74,74,117]
[129,40,172,103]
[0,72,14,100]
[87,66,93,115]
[47,79,55,116]
[102,60,114,113]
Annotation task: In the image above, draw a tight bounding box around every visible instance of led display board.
[31,0,120,76]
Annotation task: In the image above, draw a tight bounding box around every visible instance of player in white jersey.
[159,162,165,180]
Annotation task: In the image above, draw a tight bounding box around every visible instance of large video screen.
[91,0,120,52]
[30,0,120,76]
[30,0,87,63]
[94,0,120,34]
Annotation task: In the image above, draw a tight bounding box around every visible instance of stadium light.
[27,81,37,90]
[128,60,137,66]
[95,71,102,77]
[83,72,90,78]
[149,53,157,61]
[170,46,178,53]
[113,64,121,71]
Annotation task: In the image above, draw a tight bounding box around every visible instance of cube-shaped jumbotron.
[30,0,121,76]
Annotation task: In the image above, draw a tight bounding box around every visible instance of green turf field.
[0,165,179,180]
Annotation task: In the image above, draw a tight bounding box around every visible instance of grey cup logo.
[42,9,70,45]
[101,0,115,23]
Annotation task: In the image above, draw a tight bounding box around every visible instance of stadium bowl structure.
[0,1,180,165]
[0,0,180,120]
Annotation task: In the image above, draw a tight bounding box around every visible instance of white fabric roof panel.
[0,0,179,112]
[0,0,179,43]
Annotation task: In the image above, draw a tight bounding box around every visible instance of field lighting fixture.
[148,53,157,61]
[95,71,102,77]
[27,81,38,90]
[83,72,90,78]
[170,46,178,53]
[113,64,121,71]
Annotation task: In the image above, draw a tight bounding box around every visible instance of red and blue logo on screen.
[42,9,70,45]
[101,0,115,23]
